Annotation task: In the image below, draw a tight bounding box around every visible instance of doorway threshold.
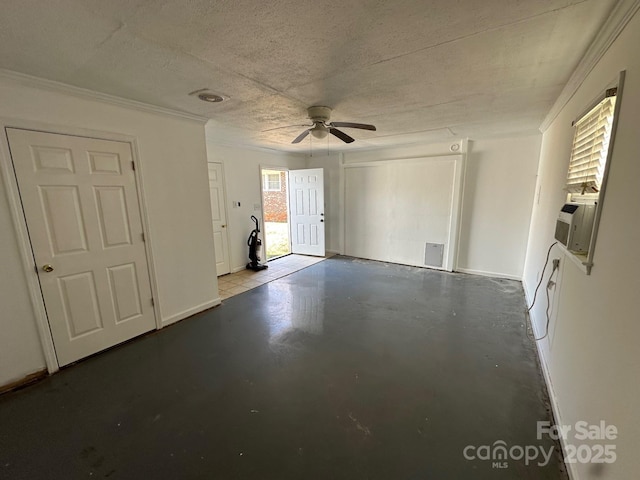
[218,254,334,300]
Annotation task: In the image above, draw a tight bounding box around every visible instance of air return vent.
[424,243,444,268]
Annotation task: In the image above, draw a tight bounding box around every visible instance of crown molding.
[539,0,640,132]
[0,69,208,124]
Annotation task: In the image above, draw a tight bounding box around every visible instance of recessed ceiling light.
[198,93,225,103]
[188,89,226,103]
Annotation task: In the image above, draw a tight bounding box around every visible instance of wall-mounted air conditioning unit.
[554,203,596,253]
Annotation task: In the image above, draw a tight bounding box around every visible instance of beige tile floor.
[217,253,333,300]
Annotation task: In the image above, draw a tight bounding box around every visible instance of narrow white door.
[8,128,156,366]
[208,162,230,276]
[289,168,325,256]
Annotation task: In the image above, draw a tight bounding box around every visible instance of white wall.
[523,9,640,479]
[457,135,541,279]
[340,142,463,269]
[205,141,306,272]
[315,139,539,278]
[344,157,458,268]
[0,76,218,388]
[0,177,46,385]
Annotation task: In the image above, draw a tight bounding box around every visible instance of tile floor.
[217,253,332,300]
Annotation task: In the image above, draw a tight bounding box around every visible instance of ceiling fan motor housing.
[307,106,332,123]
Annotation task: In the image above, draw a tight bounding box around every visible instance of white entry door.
[288,168,325,256]
[207,162,230,276]
[8,128,156,367]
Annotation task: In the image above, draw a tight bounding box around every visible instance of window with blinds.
[566,91,617,194]
[262,173,281,191]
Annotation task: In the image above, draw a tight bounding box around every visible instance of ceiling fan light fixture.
[310,123,329,139]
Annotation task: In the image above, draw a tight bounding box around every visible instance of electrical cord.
[525,241,558,342]
[532,265,559,342]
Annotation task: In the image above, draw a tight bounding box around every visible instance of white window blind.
[566,93,616,194]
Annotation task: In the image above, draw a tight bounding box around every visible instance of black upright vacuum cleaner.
[246,215,268,271]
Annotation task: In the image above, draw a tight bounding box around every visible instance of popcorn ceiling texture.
[0,0,617,151]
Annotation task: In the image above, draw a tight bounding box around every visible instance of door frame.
[259,164,292,261]
[0,118,160,373]
[207,161,231,276]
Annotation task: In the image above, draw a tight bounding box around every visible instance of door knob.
[42,264,54,273]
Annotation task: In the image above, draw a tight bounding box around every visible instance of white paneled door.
[8,128,155,366]
[289,168,325,256]
[207,162,230,276]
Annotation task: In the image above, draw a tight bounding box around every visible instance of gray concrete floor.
[0,256,566,479]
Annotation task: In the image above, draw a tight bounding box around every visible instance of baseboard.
[455,267,522,281]
[523,279,576,480]
[0,368,48,395]
[161,298,221,327]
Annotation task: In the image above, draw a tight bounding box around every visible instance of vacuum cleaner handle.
[251,215,260,232]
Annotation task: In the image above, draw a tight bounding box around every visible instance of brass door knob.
[42,264,54,273]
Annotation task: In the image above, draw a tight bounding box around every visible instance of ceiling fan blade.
[292,129,311,144]
[329,122,376,131]
[262,124,313,133]
[329,128,355,143]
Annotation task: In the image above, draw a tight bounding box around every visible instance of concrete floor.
[0,256,566,479]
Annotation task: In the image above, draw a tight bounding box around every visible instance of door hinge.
[141,232,145,242]
[34,265,38,273]
[151,298,155,306]
[131,161,135,171]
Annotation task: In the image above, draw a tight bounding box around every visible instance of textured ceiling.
[0,0,617,151]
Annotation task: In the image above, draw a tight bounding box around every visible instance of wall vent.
[424,243,444,268]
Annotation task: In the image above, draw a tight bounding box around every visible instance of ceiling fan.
[290,106,376,144]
